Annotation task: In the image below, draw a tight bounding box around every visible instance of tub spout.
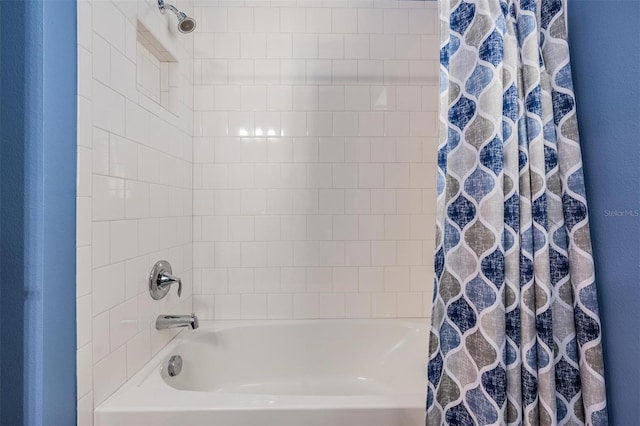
[156,313,199,330]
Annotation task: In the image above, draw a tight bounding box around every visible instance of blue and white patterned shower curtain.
[427,0,608,424]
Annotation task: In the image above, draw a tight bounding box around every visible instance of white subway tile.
[319,34,344,59]
[384,266,411,292]
[293,86,319,111]
[241,137,268,163]
[200,7,229,33]
[358,112,384,136]
[126,330,151,379]
[319,293,345,318]
[332,164,358,188]
[228,269,255,293]
[281,8,306,32]
[91,222,111,268]
[254,7,280,32]
[307,112,333,137]
[293,241,319,266]
[293,294,319,318]
[346,293,372,318]
[306,8,332,32]
[266,189,293,214]
[371,137,396,162]
[331,8,357,33]
[384,9,408,34]
[77,344,92,398]
[280,112,307,137]
[267,241,293,267]
[255,216,281,240]
[384,61,410,85]
[371,86,396,110]
[344,138,371,163]
[359,267,384,292]
[256,164,282,188]
[332,60,358,85]
[228,216,255,241]
[410,111,437,137]
[345,241,371,266]
[409,9,434,34]
[307,267,333,292]
[371,188,396,213]
[268,294,293,319]
[344,34,370,59]
[281,267,306,293]
[215,294,242,319]
[268,86,293,111]
[384,163,411,188]
[254,268,281,293]
[92,310,110,363]
[372,240,397,265]
[307,215,333,240]
[371,292,397,317]
[332,267,358,292]
[333,112,358,136]
[397,188,423,214]
[319,86,345,111]
[397,292,423,317]
[306,60,332,85]
[267,34,292,59]
[345,86,371,111]
[241,242,268,267]
[293,137,319,162]
[92,262,125,315]
[358,9,383,34]
[397,240,423,265]
[293,34,319,59]
[215,242,242,267]
[319,189,345,214]
[358,163,383,188]
[110,220,138,263]
[109,297,138,351]
[93,345,127,405]
[214,33,241,58]
[345,189,371,214]
[241,86,267,111]
[254,59,281,84]
[359,215,384,240]
[240,189,266,213]
[267,138,293,162]
[281,215,307,240]
[319,241,346,266]
[241,294,267,319]
[228,8,254,32]
[241,33,267,58]
[307,163,333,188]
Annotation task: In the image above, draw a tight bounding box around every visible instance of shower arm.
[158,0,183,18]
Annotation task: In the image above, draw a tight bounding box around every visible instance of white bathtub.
[95,319,428,426]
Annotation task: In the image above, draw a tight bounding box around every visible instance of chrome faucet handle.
[149,260,182,300]
[158,271,182,297]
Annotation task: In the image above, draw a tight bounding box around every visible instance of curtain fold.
[427,0,608,424]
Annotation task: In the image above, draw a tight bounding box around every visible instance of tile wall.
[76,0,194,424]
[191,0,439,321]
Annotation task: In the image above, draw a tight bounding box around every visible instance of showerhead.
[158,0,196,34]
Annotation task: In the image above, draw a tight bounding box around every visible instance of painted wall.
[75,0,194,423]
[0,1,77,425]
[191,0,439,321]
[567,1,640,424]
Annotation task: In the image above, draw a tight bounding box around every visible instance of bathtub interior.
[163,321,428,396]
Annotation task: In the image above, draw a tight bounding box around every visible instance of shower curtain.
[427,0,608,425]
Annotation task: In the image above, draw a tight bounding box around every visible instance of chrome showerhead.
[158,0,196,34]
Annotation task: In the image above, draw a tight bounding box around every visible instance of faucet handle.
[158,271,182,297]
[149,261,183,300]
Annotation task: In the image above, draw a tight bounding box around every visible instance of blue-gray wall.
[568,1,640,424]
[0,1,77,424]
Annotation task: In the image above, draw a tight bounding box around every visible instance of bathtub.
[95,319,428,426]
